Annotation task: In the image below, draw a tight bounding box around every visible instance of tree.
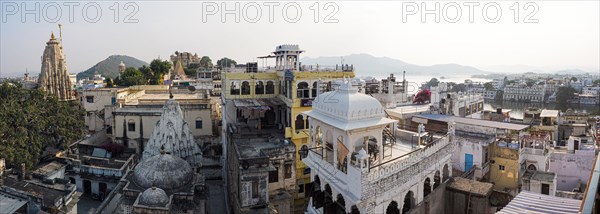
[184,63,200,77]
[199,56,213,68]
[593,79,600,86]
[149,59,171,85]
[105,77,114,88]
[216,57,237,68]
[424,78,439,89]
[570,77,578,82]
[120,67,146,86]
[556,86,577,108]
[484,82,494,91]
[0,81,85,172]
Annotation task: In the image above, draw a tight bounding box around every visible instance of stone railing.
[367,134,451,181]
[520,147,547,156]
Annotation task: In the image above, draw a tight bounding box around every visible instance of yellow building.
[490,139,520,195]
[222,45,355,213]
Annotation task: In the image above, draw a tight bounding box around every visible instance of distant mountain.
[77,55,148,80]
[300,53,488,77]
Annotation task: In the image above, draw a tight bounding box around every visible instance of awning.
[233,98,284,109]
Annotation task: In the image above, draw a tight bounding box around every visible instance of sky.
[1,1,599,77]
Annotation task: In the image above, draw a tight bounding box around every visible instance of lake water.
[359,73,492,94]
[484,100,600,119]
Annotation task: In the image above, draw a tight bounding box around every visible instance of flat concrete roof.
[413,114,529,131]
[540,109,560,118]
[446,177,493,197]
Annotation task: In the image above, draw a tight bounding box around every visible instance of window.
[298,184,305,193]
[128,119,135,132]
[269,167,279,183]
[284,164,292,179]
[252,181,259,198]
[297,82,310,98]
[499,165,505,171]
[266,81,275,94]
[255,81,265,94]
[195,118,203,129]
[86,96,94,103]
[241,81,250,95]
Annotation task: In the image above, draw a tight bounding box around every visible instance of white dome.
[138,187,169,207]
[312,78,384,122]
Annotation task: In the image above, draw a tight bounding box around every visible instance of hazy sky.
[1,1,599,77]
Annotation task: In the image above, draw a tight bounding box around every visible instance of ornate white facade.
[142,98,203,168]
[38,32,74,100]
[303,78,455,213]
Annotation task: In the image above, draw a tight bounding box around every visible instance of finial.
[51,31,55,39]
[151,178,157,190]
[169,87,173,99]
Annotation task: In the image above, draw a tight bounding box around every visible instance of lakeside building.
[503,83,546,103]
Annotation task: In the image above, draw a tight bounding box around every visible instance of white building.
[302,78,454,213]
[503,83,546,102]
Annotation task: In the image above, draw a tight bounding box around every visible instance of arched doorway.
[434,171,441,189]
[313,175,323,209]
[423,178,432,197]
[324,184,334,214]
[443,164,450,181]
[336,194,346,214]
[350,205,360,214]
[527,164,537,171]
[386,201,400,214]
[295,114,305,130]
[402,191,414,213]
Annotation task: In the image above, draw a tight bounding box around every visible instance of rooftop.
[498,191,581,214]
[32,161,66,177]
[522,170,556,182]
[540,109,560,118]
[446,177,493,197]
[413,114,529,131]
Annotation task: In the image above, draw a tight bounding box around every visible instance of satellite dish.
[187,86,196,91]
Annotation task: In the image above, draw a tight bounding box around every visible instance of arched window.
[241,81,250,95]
[266,81,275,94]
[434,170,441,189]
[255,81,265,94]
[386,201,400,214]
[230,81,240,95]
[350,205,360,214]
[312,82,318,97]
[443,164,450,182]
[195,117,203,129]
[295,114,305,130]
[424,177,432,197]
[297,82,310,98]
[403,191,414,213]
[128,119,135,132]
[527,164,537,171]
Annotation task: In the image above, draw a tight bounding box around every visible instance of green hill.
[77,55,148,80]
